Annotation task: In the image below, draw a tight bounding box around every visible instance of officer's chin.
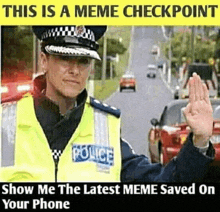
[61,89,81,99]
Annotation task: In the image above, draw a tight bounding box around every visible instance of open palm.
[183,73,213,144]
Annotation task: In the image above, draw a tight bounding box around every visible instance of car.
[157,60,165,69]
[173,85,180,99]
[119,74,136,92]
[1,79,33,101]
[148,99,220,170]
[151,45,159,55]
[146,64,157,78]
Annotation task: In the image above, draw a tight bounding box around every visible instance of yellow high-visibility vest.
[0,94,121,182]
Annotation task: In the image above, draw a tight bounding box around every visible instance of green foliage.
[162,27,216,66]
[94,26,130,80]
[93,26,131,100]
[215,35,220,54]
[194,38,215,62]
[98,38,127,56]
[94,37,127,79]
[94,79,119,100]
[2,26,33,75]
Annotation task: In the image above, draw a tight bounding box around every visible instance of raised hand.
[183,73,213,147]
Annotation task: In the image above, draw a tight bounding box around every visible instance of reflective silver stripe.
[94,108,110,173]
[1,102,17,167]
[94,109,109,146]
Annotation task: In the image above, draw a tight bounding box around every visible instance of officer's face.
[41,53,92,99]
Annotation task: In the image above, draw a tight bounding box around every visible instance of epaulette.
[90,97,121,118]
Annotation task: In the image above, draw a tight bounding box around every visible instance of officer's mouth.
[63,79,80,85]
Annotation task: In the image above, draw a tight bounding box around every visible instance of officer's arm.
[120,135,214,182]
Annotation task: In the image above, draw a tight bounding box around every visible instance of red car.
[1,79,33,102]
[119,74,136,92]
[148,99,220,168]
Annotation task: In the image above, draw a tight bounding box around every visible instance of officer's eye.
[77,58,91,66]
[59,56,71,61]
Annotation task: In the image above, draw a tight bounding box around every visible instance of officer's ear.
[40,52,49,74]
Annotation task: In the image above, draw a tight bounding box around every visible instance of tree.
[98,38,127,57]
[94,38,127,79]
[162,27,216,68]
[2,26,33,78]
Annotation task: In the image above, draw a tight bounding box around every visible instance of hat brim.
[45,45,101,60]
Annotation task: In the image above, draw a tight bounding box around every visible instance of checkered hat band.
[41,26,95,42]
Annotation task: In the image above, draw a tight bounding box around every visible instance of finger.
[194,73,201,101]
[189,77,195,103]
[202,83,211,105]
[183,103,191,116]
[200,79,205,100]
[197,74,203,100]
[183,103,193,122]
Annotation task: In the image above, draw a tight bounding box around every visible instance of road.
[106,27,174,156]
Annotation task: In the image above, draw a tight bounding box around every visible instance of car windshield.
[148,68,156,71]
[147,65,156,70]
[160,102,187,126]
[160,100,220,126]
[122,75,134,79]
[213,106,220,120]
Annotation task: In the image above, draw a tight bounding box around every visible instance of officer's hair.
[40,42,49,55]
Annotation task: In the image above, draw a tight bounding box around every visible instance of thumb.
[183,103,191,119]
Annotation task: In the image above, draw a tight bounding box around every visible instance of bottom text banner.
[1,183,219,211]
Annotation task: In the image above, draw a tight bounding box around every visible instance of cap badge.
[75,26,85,36]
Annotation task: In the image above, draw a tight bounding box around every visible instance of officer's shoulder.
[1,93,30,106]
[90,97,121,118]
[1,98,18,111]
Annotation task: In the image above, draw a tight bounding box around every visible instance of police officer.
[0,26,215,182]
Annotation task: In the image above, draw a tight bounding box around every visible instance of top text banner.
[0,0,220,26]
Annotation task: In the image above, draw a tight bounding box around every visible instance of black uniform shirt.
[34,89,87,154]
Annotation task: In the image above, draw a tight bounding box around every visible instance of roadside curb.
[158,68,175,94]
[105,87,119,103]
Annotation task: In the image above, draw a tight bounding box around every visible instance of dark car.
[173,85,180,99]
[148,99,220,167]
[119,74,136,92]
[146,64,157,78]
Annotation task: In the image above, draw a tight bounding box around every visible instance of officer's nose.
[68,62,80,75]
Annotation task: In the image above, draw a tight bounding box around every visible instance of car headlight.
[210,135,220,144]
[0,86,9,93]
[162,126,181,133]
[175,86,180,90]
[17,84,31,92]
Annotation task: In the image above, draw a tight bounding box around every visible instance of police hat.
[32,26,107,60]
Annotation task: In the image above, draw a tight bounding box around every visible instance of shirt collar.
[34,88,88,116]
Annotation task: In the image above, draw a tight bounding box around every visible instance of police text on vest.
[84,184,120,194]
[72,144,114,167]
